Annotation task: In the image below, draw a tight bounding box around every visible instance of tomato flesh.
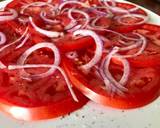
[0,38,88,120]
[63,57,160,109]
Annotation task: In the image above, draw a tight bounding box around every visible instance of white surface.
[0,0,160,128]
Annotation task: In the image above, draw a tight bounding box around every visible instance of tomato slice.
[88,1,147,33]
[110,2,147,33]
[0,69,88,121]
[0,42,88,120]
[62,49,160,109]
[54,34,95,52]
[126,24,160,67]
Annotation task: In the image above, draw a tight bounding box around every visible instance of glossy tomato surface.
[62,49,160,109]
[0,37,88,120]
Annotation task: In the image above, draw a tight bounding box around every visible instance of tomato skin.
[0,89,88,121]
[62,58,160,109]
[141,23,160,32]
[55,36,95,52]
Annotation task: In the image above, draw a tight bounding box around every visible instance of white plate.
[0,0,160,128]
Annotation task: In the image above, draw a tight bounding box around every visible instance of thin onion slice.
[0,32,6,45]
[116,14,148,26]
[73,29,103,71]
[91,16,110,29]
[118,33,147,58]
[101,0,139,14]
[8,64,78,102]
[0,9,18,21]
[40,11,60,24]
[88,6,113,17]
[16,33,30,49]
[100,47,129,96]
[17,42,60,80]
[20,2,55,14]
[58,1,89,11]
[0,27,29,52]
[66,8,90,30]
[0,61,6,69]
[29,17,63,38]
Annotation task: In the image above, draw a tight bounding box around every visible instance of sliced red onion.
[113,55,130,85]
[8,64,78,102]
[0,9,18,21]
[47,0,52,3]
[18,17,29,24]
[89,6,113,17]
[68,25,82,33]
[29,17,63,38]
[100,47,129,96]
[0,27,29,52]
[86,27,140,45]
[66,8,90,30]
[116,14,148,26]
[17,42,60,79]
[16,33,30,49]
[40,11,60,24]
[119,33,147,58]
[65,8,77,30]
[58,0,89,11]
[73,29,103,71]
[66,51,78,59]
[0,32,6,45]
[91,16,110,29]
[20,2,55,14]
[101,0,138,14]
[0,61,6,69]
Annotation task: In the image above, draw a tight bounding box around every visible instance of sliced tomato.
[126,24,160,67]
[63,56,160,109]
[88,1,147,33]
[0,44,88,120]
[110,2,147,33]
[0,22,29,64]
[0,70,88,120]
[54,34,95,52]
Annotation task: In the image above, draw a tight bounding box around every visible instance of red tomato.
[0,43,88,120]
[54,34,95,52]
[126,24,160,67]
[0,70,88,120]
[0,22,29,64]
[88,1,147,33]
[110,2,147,33]
[63,57,160,109]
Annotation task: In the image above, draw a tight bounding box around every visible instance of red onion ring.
[100,47,129,96]
[0,32,6,45]
[66,8,90,30]
[68,25,82,33]
[89,6,113,17]
[73,29,103,71]
[116,14,148,26]
[40,11,60,24]
[17,42,60,80]
[0,27,29,52]
[101,0,139,14]
[0,61,6,69]
[118,33,147,58]
[8,64,78,102]
[20,2,55,14]
[0,9,18,21]
[91,16,110,29]
[29,17,63,38]
[16,33,30,49]
[58,1,89,11]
